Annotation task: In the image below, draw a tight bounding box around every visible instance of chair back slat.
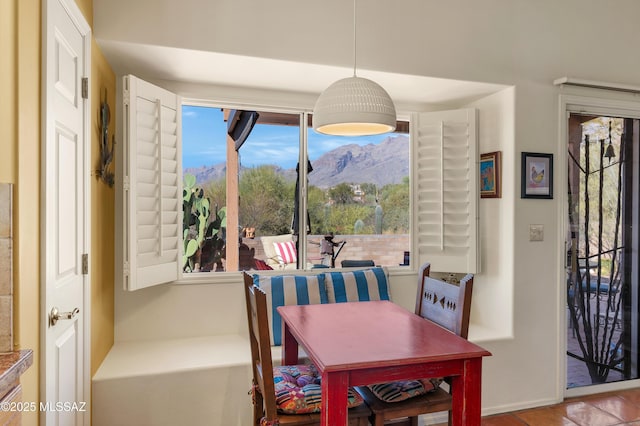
[243,273,279,421]
[414,263,474,339]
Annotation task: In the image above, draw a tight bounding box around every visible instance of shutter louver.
[123,75,181,290]
[414,109,479,273]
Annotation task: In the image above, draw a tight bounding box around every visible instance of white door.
[42,0,90,424]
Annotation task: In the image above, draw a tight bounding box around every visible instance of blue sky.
[182,105,394,170]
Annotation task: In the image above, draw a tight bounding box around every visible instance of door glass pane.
[566,113,639,388]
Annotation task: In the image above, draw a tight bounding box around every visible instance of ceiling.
[97,39,509,109]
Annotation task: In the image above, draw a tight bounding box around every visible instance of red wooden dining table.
[277,300,492,426]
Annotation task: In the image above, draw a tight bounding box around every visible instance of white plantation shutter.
[122,75,181,290]
[413,108,479,273]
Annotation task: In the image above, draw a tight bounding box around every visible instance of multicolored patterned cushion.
[323,267,391,303]
[421,377,444,392]
[368,377,443,403]
[368,380,428,403]
[273,364,364,414]
[253,274,328,345]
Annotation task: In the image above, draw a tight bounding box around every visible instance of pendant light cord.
[353,0,357,77]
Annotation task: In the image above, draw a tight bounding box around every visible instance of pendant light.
[313,0,396,136]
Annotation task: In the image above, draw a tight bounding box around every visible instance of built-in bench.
[92,335,254,426]
[92,267,390,426]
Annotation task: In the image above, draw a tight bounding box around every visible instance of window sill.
[172,265,415,286]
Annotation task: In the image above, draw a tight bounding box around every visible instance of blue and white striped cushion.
[323,267,391,303]
[253,274,328,346]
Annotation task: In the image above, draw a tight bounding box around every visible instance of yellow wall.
[69,0,117,396]
[2,0,115,424]
[11,1,41,424]
[89,38,116,377]
[75,0,92,26]
[0,0,16,183]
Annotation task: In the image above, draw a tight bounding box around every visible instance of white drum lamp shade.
[313,76,397,136]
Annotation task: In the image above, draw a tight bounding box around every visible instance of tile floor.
[477,388,640,425]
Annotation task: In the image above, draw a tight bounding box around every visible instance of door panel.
[56,129,78,275]
[55,325,79,425]
[43,0,90,424]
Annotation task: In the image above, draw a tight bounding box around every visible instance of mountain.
[309,135,409,188]
[184,163,227,184]
[184,164,297,185]
[184,134,409,189]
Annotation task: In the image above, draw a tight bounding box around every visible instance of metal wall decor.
[97,91,115,187]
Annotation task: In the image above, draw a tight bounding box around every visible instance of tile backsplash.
[0,183,13,353]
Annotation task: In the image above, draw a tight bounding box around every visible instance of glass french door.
[566,113,640,389]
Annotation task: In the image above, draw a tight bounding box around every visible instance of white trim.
[557,95,570,401]
[554,77,640,95]
[562,94,640,120]
[558,92,640,399]
[41,0,91,424]
[566,378,640,398]
[183,98,413,125]
[80,22,92,426]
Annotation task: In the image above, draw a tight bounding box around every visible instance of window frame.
[122,76,479,290]
[180,100,307,281]
[176,99,415,284]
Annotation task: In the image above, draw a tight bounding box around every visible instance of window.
[121,75,479,290]
[181,105,410,273]
[307,126,411,268]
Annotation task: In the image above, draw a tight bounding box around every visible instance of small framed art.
[521,152,553,199]
[480,151,501,198]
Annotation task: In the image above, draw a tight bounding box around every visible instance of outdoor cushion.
[253,259,273,270]
[273,240,297,265]
[323,267,391,303]
[260,234,297,270]
[253,274,328,345]
[274,364,364,414]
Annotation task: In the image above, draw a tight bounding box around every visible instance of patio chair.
[260,234,299,270]
[355,262,474,426]
[242,272,370,425]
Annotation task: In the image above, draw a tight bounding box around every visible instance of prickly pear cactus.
[182,173,226,272]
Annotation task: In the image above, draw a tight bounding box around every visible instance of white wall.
[466,87,516,342]
[113,88,516,344]
[99,0,640,417]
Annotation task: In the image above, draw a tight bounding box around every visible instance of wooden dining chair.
[242,272,371,425]
[355,262,474,426]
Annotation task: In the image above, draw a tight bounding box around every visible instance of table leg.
[281,321,299,366]
[321,370,349,426]
[450,358,482,426]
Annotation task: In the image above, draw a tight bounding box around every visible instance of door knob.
[49,307,80,326]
